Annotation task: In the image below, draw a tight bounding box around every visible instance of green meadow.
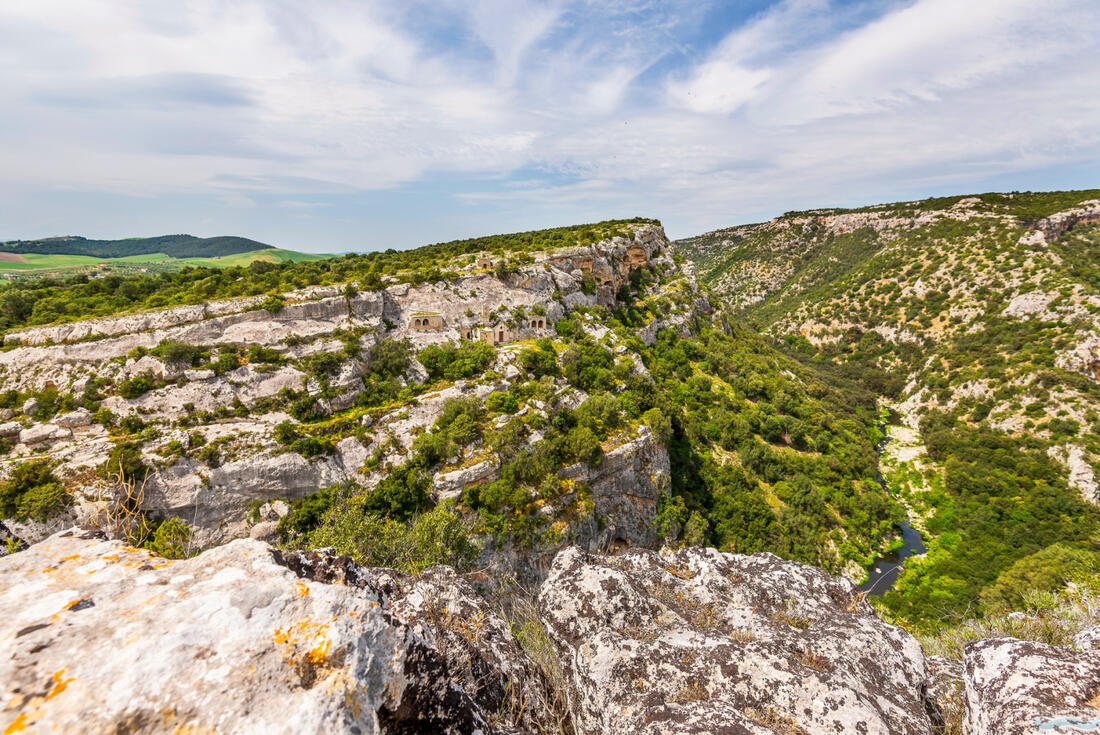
[0,248,332,276]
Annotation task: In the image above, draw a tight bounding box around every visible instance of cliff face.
[0,224,694,556]
[3,530,1092,735]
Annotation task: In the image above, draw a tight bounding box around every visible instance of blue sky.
[2,0,1098,253]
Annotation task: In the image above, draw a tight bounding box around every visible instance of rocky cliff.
[3,529,1096,734]
[0,223,695,564]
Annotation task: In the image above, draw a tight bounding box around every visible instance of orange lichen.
[273,618,332,668]
[58,555,80,562]
[2,713,28,734]
[296,582,310,597]
[46,669,74,700]
[306,638,331,666]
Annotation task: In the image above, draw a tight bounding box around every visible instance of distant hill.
[1,234,273,259]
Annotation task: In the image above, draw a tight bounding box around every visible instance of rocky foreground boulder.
[538,546,932,735]
[4,531,1099,734]
[965,637,1100,735]
[0,530,532,734]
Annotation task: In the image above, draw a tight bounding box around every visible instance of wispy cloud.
[0,0,1097,249]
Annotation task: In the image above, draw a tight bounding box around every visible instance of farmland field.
[0,248,332,277]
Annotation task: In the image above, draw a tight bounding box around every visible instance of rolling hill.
[1,234,274,259]
[0,234,332,278]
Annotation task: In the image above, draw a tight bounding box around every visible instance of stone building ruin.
[410,313,445,331]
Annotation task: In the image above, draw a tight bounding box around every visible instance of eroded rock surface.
[0,531,522,735]
[964,637,1100,735]
[538,546,932,735]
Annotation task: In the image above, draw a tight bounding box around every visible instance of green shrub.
[151,340,208,367]
[260,294,285,313]
[291,435,334,458]
[519,340,558,377]
[276,484,341,541]
[562,341,614,391]
[117,371,157,399]
[981,544,1100,612]
[214,351,241,374]
[307,500,476,574]
[146,517,195,559]
[299,351,343,379]
[102,442,149,481]
[0,461,70,521]
[369,337,412,378]
[359,464,430,521]
[486,390,519,415]
[247,344,285,365]
[418,340,495,381]
[274,421,299,445]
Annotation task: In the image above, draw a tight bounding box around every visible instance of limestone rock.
[18,423,69,446]
[1059,332,1100,383]
[561,426,669,549]
[1003,291,1055,320]
[538,545,932,735]
[433,459,499,500]
[125,354,180,380]
[0,422,21,437]
[21,397,39,415]
[405,358,430,386]
[0,530,518,734]
[1075,624,1100,652]
[924,655,965,733]
[964,637,1100,735]
[54,408,93,428]
[376,565,557,734]
[249,520,280,541]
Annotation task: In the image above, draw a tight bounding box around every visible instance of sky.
[1,0,1098,253]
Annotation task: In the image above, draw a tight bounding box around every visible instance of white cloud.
[0,0,1098,247]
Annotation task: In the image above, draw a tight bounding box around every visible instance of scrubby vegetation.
[681,188,1100,626]
[0,461,69,521]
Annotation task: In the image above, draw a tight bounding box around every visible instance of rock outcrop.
[562,425,670,550]
[0,530,538,735]
[9,530,1100,734]
[537,545,932,735]
[964,637,1100,735]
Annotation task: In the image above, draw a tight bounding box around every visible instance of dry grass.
[792,646,830,672]
[670,679,709,704]
[917,582,1100,661]
[650,581,724,631]
[771,600,811,630]
[621,624,660,643]
[913,578,1100,735]
[87,465,156,547]
[845,590,870,613]
[502,590,575,735]
[744,707,810,735]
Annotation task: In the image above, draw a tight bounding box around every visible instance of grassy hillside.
[0,248,330,280]
[679,189,1100,625]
